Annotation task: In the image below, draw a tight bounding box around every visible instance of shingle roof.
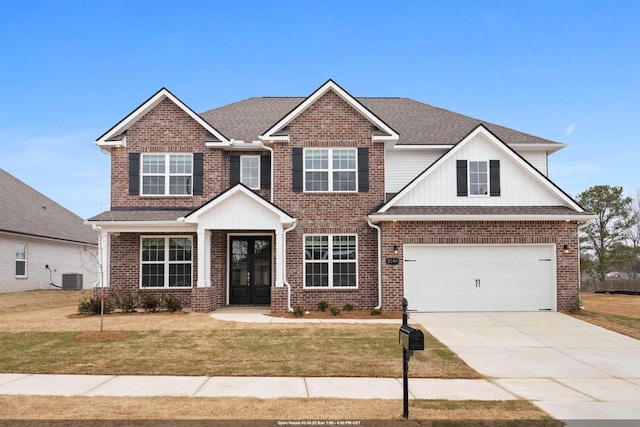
[199,97,560,146]
[88,209,192,222]
[0,169,97,245]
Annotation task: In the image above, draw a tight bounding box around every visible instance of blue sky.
[1,0,638,219]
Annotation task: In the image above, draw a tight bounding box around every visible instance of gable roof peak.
[260,79,399,143]
[95,87,230,152]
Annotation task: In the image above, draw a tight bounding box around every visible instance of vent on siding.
[62,274,83,291]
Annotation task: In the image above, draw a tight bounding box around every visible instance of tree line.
[578,185,640,282]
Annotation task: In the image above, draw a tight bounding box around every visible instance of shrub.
[329,306,340,316]
[78,296,112,315]
[140,292,161,312]
[292,306,305,317]
[370,308,382,316]
[342,303,354,311]
[317,300,329,312]
[112,290,137,313]
[162,294,183,312]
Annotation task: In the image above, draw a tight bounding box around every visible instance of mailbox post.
[399,298,424,419]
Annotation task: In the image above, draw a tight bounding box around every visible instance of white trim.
[303,148,358,193]
[302,233,358,289]
[377,125,585,214]
[261,80,399,143]
[96,88,230,150]
[141,153,194,196]
[140,235,193,289]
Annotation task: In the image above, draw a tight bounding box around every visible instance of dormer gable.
[95,88,230,152]
[260,79,399,143]
[375,125,586,219]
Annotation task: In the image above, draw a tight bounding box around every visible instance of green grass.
[0,325,478,378]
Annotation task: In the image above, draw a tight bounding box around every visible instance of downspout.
[367,217,382,310]
[283,219,298,312]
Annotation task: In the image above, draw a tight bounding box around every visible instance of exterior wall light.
[393,244,399,254]
[563,244,570,253]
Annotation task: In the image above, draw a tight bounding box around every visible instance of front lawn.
[0,325,478,378]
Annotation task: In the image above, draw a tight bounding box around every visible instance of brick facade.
[97,86,584,314]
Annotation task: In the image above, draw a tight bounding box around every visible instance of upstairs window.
[469,161,488,196]
[240,156,260,189]
[141,154,193,195]
[304,148,356,192]
[15,243,26,277]
[457,159,500,197]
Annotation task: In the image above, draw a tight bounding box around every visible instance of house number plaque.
[385,257,400,265]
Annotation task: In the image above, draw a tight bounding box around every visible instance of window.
[469,161,488,196]
[15,244,26,277]
[304,148,357,192]
[141,237,192,288]
[304,235,357,288]
[240,156,260,189]
[141,154,193,195]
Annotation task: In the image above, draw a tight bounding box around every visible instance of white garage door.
[403,245,556,312]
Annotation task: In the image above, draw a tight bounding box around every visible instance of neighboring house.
[0,169,99,292]
[89,80,592,312]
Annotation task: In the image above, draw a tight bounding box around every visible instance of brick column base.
[191,287,214,312]
[271,287,289,312]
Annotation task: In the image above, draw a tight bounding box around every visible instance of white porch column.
[275,227,284,287]
[204,229,211,287]
[196,227,209,288]
[98,229,110,287]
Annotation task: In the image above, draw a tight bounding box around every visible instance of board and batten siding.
[393,133,560,207]
[385,144,549,194]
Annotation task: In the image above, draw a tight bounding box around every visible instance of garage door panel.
[404,245,555,312]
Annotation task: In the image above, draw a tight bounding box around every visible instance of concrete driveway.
[411,312,640,423]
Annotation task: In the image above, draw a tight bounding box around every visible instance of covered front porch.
[183,184,296,312]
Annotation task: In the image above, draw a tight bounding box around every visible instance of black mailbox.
[399,324,424,351]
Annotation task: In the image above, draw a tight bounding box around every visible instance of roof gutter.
[368,214,596,223]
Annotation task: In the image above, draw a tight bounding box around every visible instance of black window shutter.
[292,148,303,192]
[489,160,500,196]
[193,153,203,196]
[260,155,271,190]
[357,147,369,192]
[456,160,468,196]
[129,153,140,195]
[230,155,240,186]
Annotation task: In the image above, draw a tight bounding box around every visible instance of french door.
[229,236,272,305]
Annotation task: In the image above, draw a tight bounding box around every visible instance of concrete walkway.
[0,374,513,400]
[412,312,640,423]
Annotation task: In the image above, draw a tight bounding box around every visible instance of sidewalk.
[0,373,514,400]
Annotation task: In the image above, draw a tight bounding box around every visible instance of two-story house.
[89,80,591,313]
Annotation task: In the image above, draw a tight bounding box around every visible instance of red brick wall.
[272,90,385,311]
[379,220,580,311]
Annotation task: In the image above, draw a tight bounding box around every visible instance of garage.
[403,244,556,312]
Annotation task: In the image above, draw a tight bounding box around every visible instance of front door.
[229,236,272,305]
